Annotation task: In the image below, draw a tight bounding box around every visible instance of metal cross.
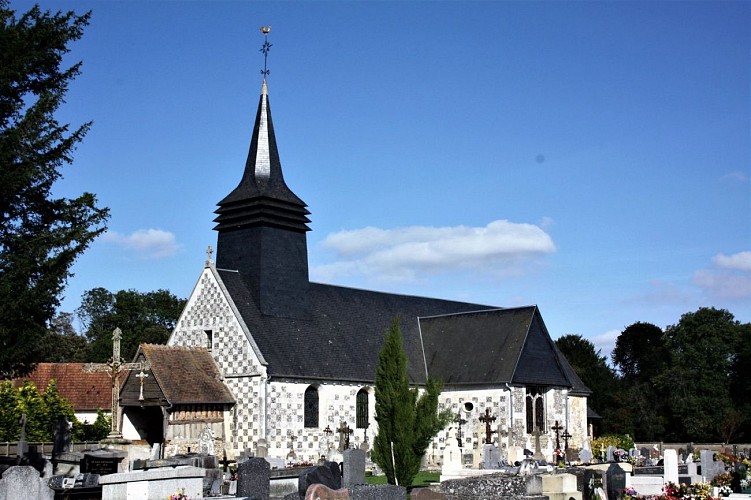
[136,370,148,401]
[551,420,564,450]
[479,408,497,445]
[83,328,149,439]
[456,412,467,448]
[337,421,353,450]
[260,26,272,78]
[561,429,572,451]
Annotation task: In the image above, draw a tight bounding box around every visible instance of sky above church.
[18,0,749,360]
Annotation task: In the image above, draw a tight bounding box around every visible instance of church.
[120,74,590,467]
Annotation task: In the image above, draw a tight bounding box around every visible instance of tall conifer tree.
[0,2,109,377]
[372,317,449,486]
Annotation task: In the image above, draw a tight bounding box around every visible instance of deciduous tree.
[77,287,186,362]
[0,2,109,378]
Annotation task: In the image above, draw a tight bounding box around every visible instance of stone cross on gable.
[205,245,214,267]
[479,408,497,445]
[83,328,149,440]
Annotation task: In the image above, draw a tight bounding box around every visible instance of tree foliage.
[0,2,109,378]
[77,287,186,362]
[0,379,109,442]
[555,335,625,434]
[372,317,450,486]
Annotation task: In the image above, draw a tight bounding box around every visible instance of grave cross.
[456,412,467,448]
[337,421,353,451]
[561,429,572,451]
[479,408,497,445]
[551,420,563,450]
[83,328,149,439]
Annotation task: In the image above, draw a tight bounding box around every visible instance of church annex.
[158,77,590,466]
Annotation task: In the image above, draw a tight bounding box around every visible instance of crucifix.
[456,412,467,448]
[136,370,148,401]
[551,420,563,450]
[561,429,572,451]
[83,328,149,440]
[337,421,353,451]
[205,245,214,267]
[479,408,497,445]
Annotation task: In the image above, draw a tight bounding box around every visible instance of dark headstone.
[299,462,342,498]
[237,456,270,500]
[606,463,627,500]
[52,416,72,458]
[80,449,125,475]
[583,469,605,500]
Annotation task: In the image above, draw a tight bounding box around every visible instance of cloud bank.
[693,250,751,299]
[313,219,555,283]
[103,229,182,259]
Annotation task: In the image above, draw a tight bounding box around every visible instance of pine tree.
[0,2,109,378]
[372,317,450,486]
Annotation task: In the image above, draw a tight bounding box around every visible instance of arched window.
[525,386,545,433]
[356,389,369,428]
[304,386,319,428]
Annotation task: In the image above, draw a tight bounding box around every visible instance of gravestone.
[583,469,604,500]
[0,465,54,500]
[16,414,28,460]
[606,446,616,462]
[236,456,270,500]
[605,463,626,500]
[441,439,462,479]
[579,447,593,464]
[342,448,365,487]
[256,438,269,458]
[664,449,679,485]
[52,416,72,458]
[641,447,650,459]
[198,425,215,456]
[700,450,725,483]
[80,449,126,475]
[299,461,342,498]
[483,444,501,470]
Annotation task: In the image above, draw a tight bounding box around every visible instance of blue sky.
[16,0,750,359]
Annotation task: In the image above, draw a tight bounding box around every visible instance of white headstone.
[198,426,215,456]
[664,449,679,485]
[441,439,463,476]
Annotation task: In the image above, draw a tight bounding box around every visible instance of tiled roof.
[126,344,234,405]
[12,363,112,412]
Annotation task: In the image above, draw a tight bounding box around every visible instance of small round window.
[464,402,474,412]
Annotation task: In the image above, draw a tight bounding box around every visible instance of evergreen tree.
[372,317,450,486]
[0,2,109,378]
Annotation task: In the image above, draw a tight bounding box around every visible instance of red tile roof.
[12,363,114,412]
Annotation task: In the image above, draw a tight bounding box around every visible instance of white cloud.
[591,328,621,361]
[103,229,182,259]
[720,170,749,183]
[712,251,751,272]
[692,250,751,300]
[314,219,555,282]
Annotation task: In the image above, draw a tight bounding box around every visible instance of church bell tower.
[213,72,311,319]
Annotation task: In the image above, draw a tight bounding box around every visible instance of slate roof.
[125,344,234,405]
[218,269,588,394]
[12,363,112,412]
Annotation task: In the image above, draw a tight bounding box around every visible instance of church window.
[525,386,546,433]
[356,389,369,428]
[205,330,213,351]
[304,386,319,428]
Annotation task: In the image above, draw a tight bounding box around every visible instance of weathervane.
[260,26,272,79]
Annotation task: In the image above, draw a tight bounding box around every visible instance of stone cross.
[83,328,149,439]
[532,426,544,460]
[479,408,497,445]
[136,370,148,401]
[205,245,214,267]
[551,420,563,450]
[337,422,353,451]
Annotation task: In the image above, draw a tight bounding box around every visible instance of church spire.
[213,28,310,319]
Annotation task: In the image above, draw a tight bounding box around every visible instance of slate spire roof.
[214,80,310,233]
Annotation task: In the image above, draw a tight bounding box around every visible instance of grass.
[365,470,440,487]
